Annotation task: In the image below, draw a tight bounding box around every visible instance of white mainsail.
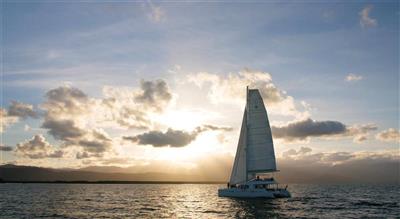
[229,88,277,185]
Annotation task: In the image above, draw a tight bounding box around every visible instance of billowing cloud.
[43,86,89,115]
[359,5,377,28]
[1,101,39,133]
[376,128,400,143]
[101,79,172,129]
[40,86,115,158]
[345,73,363,82]
[124,124,232,147]
[42,119,86,141]
[272,119,377,142]
[38,80,173,159]
[187,69,309,119]
[8,101,38,119]
[0,145,13,151]
[134,79,172,111]
[15,135,63,159]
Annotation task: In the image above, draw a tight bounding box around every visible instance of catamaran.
[218,87,291,198]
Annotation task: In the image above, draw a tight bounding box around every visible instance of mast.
[245,86,249,181]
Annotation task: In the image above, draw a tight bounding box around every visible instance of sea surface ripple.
[0,183,399,218]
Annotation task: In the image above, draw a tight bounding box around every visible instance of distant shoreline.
[0,180,225,184]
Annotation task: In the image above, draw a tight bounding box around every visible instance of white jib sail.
[229,109,247,185]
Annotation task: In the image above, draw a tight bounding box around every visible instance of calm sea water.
[0,183,398,218]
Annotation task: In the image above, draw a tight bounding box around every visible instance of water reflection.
[0,184,398,218]
[228,198,280,218]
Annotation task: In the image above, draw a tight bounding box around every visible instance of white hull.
[218,188,291,198]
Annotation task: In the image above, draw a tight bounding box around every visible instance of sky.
[0,1,399,180]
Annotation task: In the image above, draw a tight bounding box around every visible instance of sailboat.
[218,87,291,198]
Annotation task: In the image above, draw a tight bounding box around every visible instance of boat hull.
[218,188,290,198]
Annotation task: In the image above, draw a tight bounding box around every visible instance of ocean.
[0,183,398,218]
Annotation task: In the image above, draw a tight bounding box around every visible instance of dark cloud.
[15,135,64,159]
[272,119,347,141]
[7,100,38,119]
[124,124,232,147]
[78,131,112,154]
[73,130,113,159]
[41,86,114,158]
[272,119,377,142]
[0,145,13,151]
[124,128,196,147]
[1,100,39,133]
[42,119,86,141]
[134,79,172,111]
[46,86,88,107]
[43,86,89,115]
[76,151,103,159]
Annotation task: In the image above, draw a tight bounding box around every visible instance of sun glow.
[143,131,228,163]
[153,108,220,130]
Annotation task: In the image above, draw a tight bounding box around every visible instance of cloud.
[359,5,377,28]
[272,119,377,143]
[272,119,347,141]
[0,145,13,151]
[134,79,172,112]
[345,123,378,143]
[42,119,86,141]
[0,108,18,133]
[345,73,363,82]
[277,148,398,183]
[282,146,312,157]
[281,147,397,165]
[15,135,64,159]
[41,86,113,158]
[124,124,232,147]
[125,128,197,147]
[42,85,89,116]
[187,69,309,119]
[101,79,173,129]
[7,101,38,119]
[39,80,173,159]
[195,124,233,132]
[376,128,400,143]
[1,100,39,133]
